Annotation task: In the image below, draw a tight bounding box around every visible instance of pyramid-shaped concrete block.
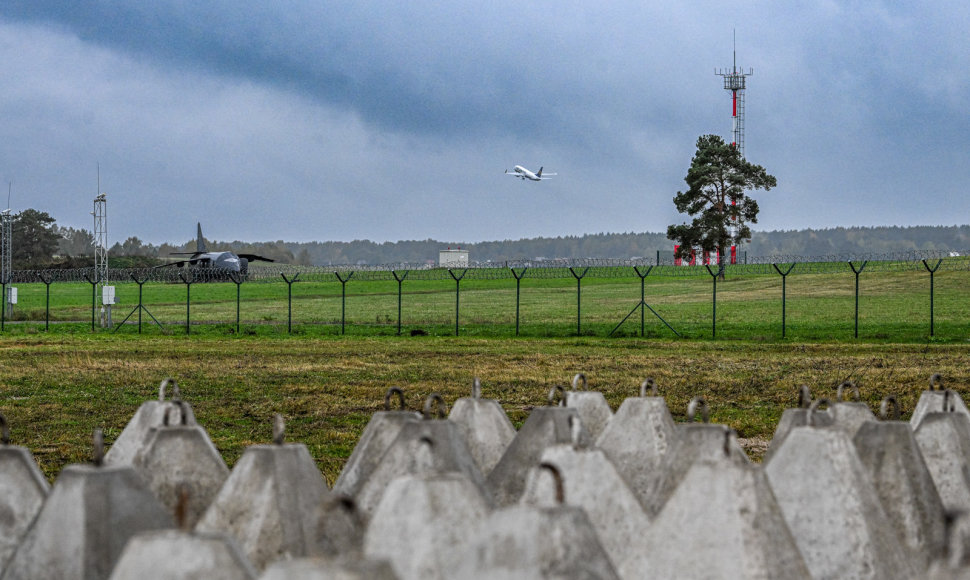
[564,373,612,440]
[0,420,50,576]
[911,375,970,430]
[765,404,920,580]
[486,402,591,507]
[594,379,676,512]
[2,462,174,580]
[644,433,811,579]
[641,397,749,518]
[914,406,970,513]
[195,419,330,571]
[105,378,196,466]
[258,557,399,580]
[333,387,419,497]
[854,417,947,569]
[130,404,230,529]
[827,381,877,438]
[311,494,366,559]
[521,440,652,579]
[364,472,491,580]
[448,378,516,476]
[354,395,488,518]
[107,529,257,580]
[765,385,833,463]
[450,466,620,580]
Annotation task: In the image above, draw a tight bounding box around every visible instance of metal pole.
[923,259,943,338]
[393,270,408,336]
[83,273,97,332]
[449,269,467,336]
[704,265,718,339]
[569,267,589,336]
[772,263,795,339]
[511,267,527,336]
[281,273,300,334]
[1,281,5,332]
[335,272,354,335]
[848,260,868,339]
[179,272,193,335]
[138,280,143,334]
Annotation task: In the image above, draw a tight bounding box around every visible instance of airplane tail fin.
[537,167,543,177]
[196,222,207,253]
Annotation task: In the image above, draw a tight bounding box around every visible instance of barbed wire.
[4,249,968,285]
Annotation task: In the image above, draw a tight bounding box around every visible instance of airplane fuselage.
[507,165,548,181]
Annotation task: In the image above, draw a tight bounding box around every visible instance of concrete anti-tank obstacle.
[643,419,811,579]
[912,374,970,430]
[333,387,420,498]
[353,393,489,519]
[828,380,877,437]
[129,399,230,529]
[258,557,400,580]
[449,462,620,580]
[195,415,330,571]
[312,494,366,559]
[0,413,51,576]
[2,429,174,580]
[594,378,676,513]
[640,396,749,517]
[105,378,197,466]
[914,389,970,513]
[851,396,946,570]
[447,377,516,476]
[108,484,258,580]
[764,399,920,580]
[564,373,613,440]
[764,385,833,463]
[520,414,652,580]
[363,460,491,580]
[486,385,592,507]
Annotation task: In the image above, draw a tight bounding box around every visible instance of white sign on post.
[102,286,116,305]
[7,287,16,304]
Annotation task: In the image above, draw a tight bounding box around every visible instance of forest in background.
[95,225,970,266]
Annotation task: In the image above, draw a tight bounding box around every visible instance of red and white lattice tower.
[716,35,752,264]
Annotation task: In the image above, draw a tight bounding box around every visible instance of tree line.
[5,208,970,270]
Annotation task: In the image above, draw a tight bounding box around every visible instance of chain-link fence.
[2,250,969,340]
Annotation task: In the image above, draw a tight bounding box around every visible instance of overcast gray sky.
[2,1,968,246]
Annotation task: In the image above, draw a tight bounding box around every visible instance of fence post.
[569,267,589,335]
[922,259,943,338]
[83,273,97,332]
[392,270,409,335]
[848,260,868,339]
[179,271,195,335]
[229,272,243,334]
[511,267,528,336]
[38,272,55,331]
[1,280,5,332]
[772,263,796,338]
[449,269,467,336]
[704,265,718,339]
[335,271,354,335]
[281,273,300,334]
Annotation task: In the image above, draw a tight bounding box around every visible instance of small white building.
[439,248,469,267]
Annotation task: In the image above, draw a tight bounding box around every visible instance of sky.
[1,1,968,246]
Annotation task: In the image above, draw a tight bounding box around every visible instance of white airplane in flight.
[505,165,556,181]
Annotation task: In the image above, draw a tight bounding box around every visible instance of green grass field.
[2,266,969,483]
[4,266,970,342]
[2,333,969,483]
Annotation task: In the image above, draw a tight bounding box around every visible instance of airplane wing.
[153,259,199,269]
[238,254,275,263]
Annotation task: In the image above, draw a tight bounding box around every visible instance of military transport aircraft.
[160,223,274,274]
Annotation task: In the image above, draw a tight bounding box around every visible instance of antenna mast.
[715,31,753,159]
[93,170,108,289]
[1,184,12,285]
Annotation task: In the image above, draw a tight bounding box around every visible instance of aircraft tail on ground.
[196,222,207,253]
